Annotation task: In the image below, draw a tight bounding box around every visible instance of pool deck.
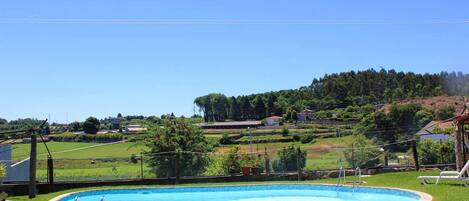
[49,184,433,201]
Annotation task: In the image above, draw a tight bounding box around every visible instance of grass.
[12,142,146,161]
[11,135,351,181]
[12,142,148,182]
[9,171,469,201]
[217,135,351,170]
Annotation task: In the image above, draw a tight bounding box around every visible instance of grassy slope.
[10,171,469,201]
[217,135,352,170]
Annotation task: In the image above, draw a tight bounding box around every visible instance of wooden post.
[175,152,180,184]
[29,133,37,199]
[140,152,144,180]
[384,153,389,167]
[264,147,270,176]
[455,123,465,171]
[47,156,54,192]
[296,147,301,181]
[411,140,420,171]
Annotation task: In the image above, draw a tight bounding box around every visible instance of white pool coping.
[49,184,433,201]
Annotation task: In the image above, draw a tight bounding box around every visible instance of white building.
[125,125,148,133]
[265,116,282,126]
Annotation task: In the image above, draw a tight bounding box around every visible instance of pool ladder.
[336,167,362,188]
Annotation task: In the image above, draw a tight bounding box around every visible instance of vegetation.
[343,134,381,168]
[355,103,430,151]
[195,69,469,122]
[144,119,213,178]
[418,139,455,165]
[221,146,242,174]
[272,145,306,171]
[83,117,100,134]
[51,133,123,142]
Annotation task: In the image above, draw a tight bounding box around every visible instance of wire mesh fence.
[31,146,388,182]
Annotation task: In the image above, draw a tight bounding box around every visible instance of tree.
[145,119,213,178]
[252,96,266,119]
[83,117,100,134]
[221,146,242,174]
[434,106,455,120]
[272,145,306,171]
[229,96,241,120]
[418,139,455,165]
[356,103,424,151]
[69,121,83,132]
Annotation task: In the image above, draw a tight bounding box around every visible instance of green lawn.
[9,171,469,201]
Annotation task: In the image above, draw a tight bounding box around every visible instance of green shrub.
[300,135,316,144]
[418,139,455,165]
[292,134,301,142]
[272,145,306,172]
[221,146,242,174]
[219,133,235,145]
[281,126,290,136]
[130,154,139,164]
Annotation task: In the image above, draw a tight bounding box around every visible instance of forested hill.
[194,69,469,122]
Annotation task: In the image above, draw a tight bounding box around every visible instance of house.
[416,121,453,141]
[297,109,316,122]
[196,121,263,129]
[125,125,148,133]
[0,144,30,182]
[265,116,282,126]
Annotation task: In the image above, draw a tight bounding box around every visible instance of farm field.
[12,142,146,161]
[11,134,352,181]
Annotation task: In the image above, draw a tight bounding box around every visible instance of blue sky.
[0,0,468,123]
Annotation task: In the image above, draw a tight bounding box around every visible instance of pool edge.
[49,184,433,201]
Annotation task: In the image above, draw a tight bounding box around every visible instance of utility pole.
[411,140,420,171]
[29,131,37,198]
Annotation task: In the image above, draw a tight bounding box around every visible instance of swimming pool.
[56,184,429,201]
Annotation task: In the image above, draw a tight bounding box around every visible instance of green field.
[12,142,146,161]
[12,142,148,181]
[10,171,469,201]
[11,135,352,181]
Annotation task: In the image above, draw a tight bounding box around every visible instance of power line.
[0,18,467,25]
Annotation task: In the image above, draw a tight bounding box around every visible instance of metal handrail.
[336,167,346,187]
[353,167,362,188]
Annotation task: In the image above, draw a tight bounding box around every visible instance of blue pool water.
[59,185,422,201]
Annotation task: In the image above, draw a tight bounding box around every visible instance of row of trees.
[195,69,468,122]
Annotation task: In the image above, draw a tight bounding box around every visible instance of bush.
[281,126,290,136]
[221,146,241,174]
[418,139,455,165]
[130,154,139,164]
[219,133,235,145]
[300,135,315,144]
[292,134,301,142]
[434,106,455,120]
[272,145,306,172]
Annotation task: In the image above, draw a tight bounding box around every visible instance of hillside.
[195,69,469,122]
[382,95,467,114]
